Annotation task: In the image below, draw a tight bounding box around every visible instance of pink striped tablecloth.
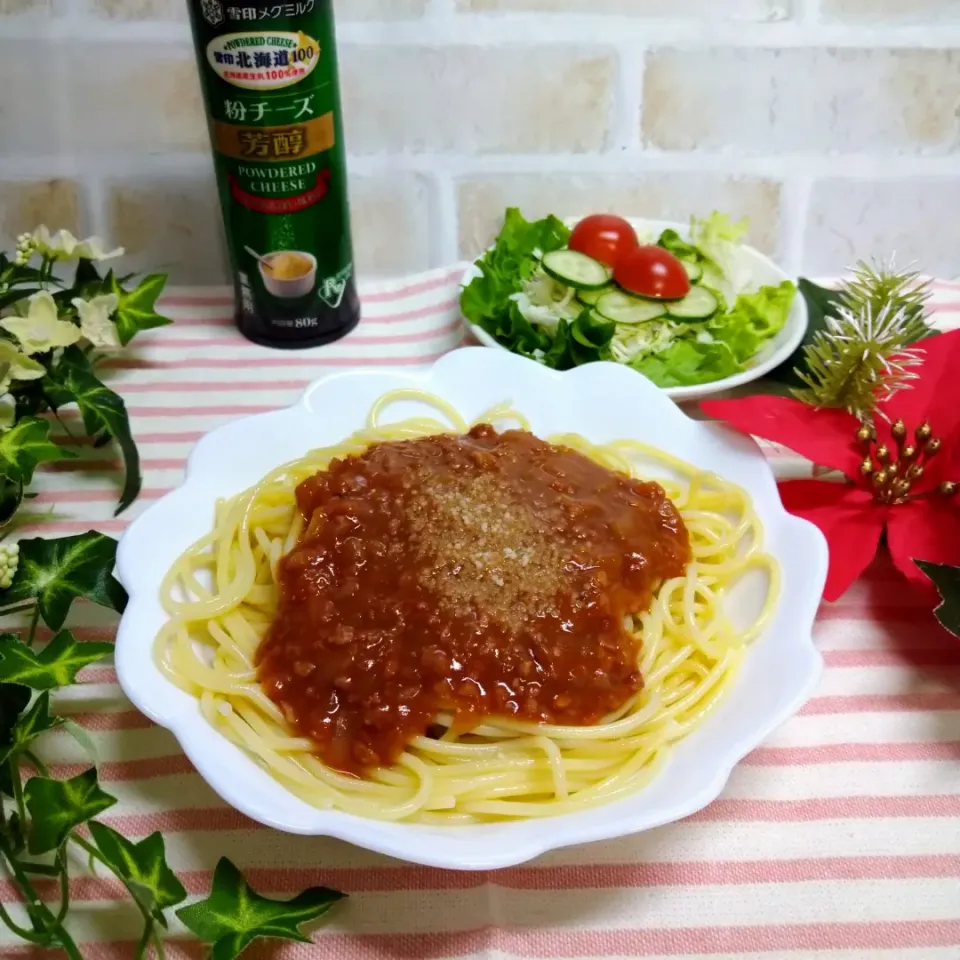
[4,268,960,959]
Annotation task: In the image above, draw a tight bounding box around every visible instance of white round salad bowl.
[463,218,808,404]
[115,347,826,871]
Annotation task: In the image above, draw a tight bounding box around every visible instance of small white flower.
[0,394,16,433]
[30,225,123,262]
[0,292,81,354]
[75,236,124,261]
[73,293,120,348]
[0,340,45,393]
[13,232,34,266]
[0,540,19,585]
[30,225,73,259]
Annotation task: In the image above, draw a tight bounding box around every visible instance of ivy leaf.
[176,858,344,960]
[0,681,29,742]
[0,477,25,526]
[0,288,41,311]
[3,692,63,761]
[0,253,45,283]
[74,258,101,290]
[0,682,30,777]
[4,533,127,630]
[0,681,28,796]
[0,416,74,486]
[88,821,187,926]
[915,560,960,638]
[45,348,140,513]
[107,271,172,346]
[13,379,48,420]
[25,767,117,854]
[0,631,113,689]
[6,811,26,855]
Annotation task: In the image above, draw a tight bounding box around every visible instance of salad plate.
[461,211,808,403]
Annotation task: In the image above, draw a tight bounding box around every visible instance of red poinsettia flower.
[701,329,960,602]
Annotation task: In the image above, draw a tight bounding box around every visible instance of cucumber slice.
[664,286,720,321]
[576,287,606,306]
[596,290,666,325]
[541,250,613,291]
[681,260,703,283]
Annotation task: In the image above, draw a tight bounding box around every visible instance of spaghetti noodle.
[155,391,779,824]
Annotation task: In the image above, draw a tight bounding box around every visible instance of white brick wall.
[0,0,958,282]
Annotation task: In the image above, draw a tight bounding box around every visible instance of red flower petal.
[778,480,882,601]
[871,331,960,487]
[777,477,859,516]
[702,396,861,477]
[943,447,960,485]
[886,497,960,598]
[880,329,960,442]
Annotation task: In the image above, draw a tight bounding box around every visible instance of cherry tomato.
[568,214,639,268]
[614,245,691,300]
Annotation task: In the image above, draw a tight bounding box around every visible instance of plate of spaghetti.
[115,347,827,870]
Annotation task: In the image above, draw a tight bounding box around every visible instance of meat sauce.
[256,426,690,776]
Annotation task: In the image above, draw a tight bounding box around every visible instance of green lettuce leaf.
[629,281,794,388]
[459,267,503,332]
[484,207,570,283]
[657,213,752,301]
[460,208,570,353]
[693,211,749,247]
[690,212,751,298]
[478,300,552,360]
[710,281,796,364]
[630,337,740,388]
[543,309,616,370]
[657,229,702,263]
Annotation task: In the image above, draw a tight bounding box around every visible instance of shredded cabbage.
[609,320,684,365]
[690,212,753,301]
[510,270,582,330]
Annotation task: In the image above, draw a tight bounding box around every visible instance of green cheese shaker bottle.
[185,0,360,348]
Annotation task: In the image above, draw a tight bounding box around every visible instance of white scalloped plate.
[463,218,808,403]
[115,347,826,870]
